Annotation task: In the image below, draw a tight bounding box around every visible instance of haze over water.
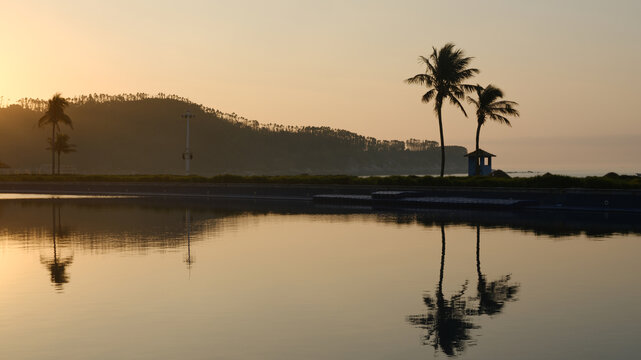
[1,197,640,359]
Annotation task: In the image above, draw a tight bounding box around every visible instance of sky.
[1,0,640,172]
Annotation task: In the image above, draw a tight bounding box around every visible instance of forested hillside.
[0,94,467,175]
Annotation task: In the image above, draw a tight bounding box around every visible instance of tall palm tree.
[38,93,72,175]
[47,134,76,175]
[467,85,519,175]
[406,43,479,177]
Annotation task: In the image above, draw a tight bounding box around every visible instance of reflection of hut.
[464,149,495,176]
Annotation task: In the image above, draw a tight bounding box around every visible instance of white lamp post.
[181,110,195,175]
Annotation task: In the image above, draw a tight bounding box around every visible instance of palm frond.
[449,96,468,117]
[60,114,73,128]
[450,86,465,100]
[479,85,504,103]
[491,100,518,107]
[468,84,519,127]
[489,105,520,117]
[37,93,73,130]
[489,114,512,126]
[38,114,50,127]
[406,74,433,86]
[455,68,480,81]
[460,84,480,93]
[422,89,436,103]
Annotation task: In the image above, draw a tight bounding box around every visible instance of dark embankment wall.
[1,181,640,212]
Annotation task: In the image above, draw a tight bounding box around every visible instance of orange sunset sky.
[1,0,639,172]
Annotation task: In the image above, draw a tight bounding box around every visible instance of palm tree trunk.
[475,122,481,176]
[437,104,445,177]
[51,125,56,175]
[57,151,61,175]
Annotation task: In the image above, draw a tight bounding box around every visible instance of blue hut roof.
[464,149,496,158]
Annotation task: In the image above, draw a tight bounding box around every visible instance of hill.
[0,94,467,175]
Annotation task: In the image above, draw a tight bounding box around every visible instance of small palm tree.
[406,43,479,177]
[38,94,72,175]
[467,85,519,175]
[46,134,76,175]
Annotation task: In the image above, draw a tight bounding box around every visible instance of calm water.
[1,196,640,360]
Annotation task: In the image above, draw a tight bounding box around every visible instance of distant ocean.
[489,169,638,177]
[445,168,640,177]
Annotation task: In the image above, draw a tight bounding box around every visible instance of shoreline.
[0,180,640,213]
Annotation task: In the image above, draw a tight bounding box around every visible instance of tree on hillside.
[38,94,73,175]
[467,85,519,175]
[406,43,479,177]
[47,134,76,175]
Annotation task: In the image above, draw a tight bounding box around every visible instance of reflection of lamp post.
[184,208,194,271]
[181,111,195,175]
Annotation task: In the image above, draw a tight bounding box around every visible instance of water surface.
[1,197,639,359]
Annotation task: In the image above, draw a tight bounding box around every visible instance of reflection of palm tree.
[407,224,478,356]
[406,44,479,177]
[40,202,73,291]
[38,94,73,175]
[474,225,518,315]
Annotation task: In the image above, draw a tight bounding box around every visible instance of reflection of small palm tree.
[40,202,73,291]
[473,226,519,315]
[407,225,478,356]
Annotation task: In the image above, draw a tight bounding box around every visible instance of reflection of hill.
[0,198,241,252]
[1,197,638,252]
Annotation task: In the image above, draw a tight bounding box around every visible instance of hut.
[464,149,495,176]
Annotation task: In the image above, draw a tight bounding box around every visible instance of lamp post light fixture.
[181,110,195,175]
